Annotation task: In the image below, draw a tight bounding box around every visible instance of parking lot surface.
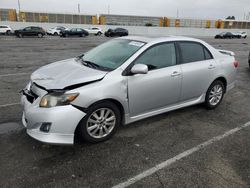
[0,35,250,188]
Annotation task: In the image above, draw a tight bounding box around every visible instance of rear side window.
[0,26,8,28]
[204,48,213,60]
[179,42,213,63]
[32,27,41,30]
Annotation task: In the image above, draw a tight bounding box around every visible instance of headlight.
[40,93,79,108]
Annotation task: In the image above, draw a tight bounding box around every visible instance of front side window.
[179,42,207,63]
[133,43,176,70]
[24,27,31,31]
[82,39,145,70]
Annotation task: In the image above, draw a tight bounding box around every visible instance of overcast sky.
[1,0,250,20]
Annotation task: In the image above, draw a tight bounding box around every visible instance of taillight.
[233,61,239,68]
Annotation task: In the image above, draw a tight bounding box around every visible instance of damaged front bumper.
[21,84,86,145]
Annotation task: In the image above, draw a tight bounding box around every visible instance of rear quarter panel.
[215,55,237,89]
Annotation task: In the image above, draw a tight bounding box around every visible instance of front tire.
[205,80,225,109]
[78,102,121,143]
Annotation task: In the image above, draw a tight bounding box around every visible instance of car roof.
[119,35,206,44]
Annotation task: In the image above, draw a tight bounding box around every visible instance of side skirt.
[125,94,206,125]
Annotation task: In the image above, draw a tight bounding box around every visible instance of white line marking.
[112,121,250,188]
[0,103,21,108]
[0,73,30,77]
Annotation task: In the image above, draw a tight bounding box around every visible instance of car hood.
[31,58,108,90]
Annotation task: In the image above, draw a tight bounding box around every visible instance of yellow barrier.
[206,20,211,28]
[92,16,97,25]
[175,19,180,27]
[159,18,164,27]
[99,16,106,25]
[8,9,17,21]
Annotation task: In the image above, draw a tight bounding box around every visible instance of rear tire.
[205,80,225,109]
[53,32,58,36]
[78,102,121,143]
[38,33,43,38]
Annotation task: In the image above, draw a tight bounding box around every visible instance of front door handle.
[171,71,181,77]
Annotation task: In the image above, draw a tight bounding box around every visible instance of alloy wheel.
[86,108,116,139]
[209,84,223,106]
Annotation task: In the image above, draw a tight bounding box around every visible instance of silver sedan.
[21,36,238,144]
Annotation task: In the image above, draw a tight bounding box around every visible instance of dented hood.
[31,58,108,90]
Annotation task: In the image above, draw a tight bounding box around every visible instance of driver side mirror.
[130,64,148,75]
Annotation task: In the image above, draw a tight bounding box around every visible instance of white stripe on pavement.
[112,121,250,188]
[0,73,30,77]
[0,103,21,108]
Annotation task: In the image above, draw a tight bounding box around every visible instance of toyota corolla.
[21,36,238,144]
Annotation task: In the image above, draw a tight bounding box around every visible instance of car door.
[77,28,83,35]
[23,27,32,36]
[70,28,77,36]
[32,27,39,36]
[127,42,182,117]
[114,29,120,36]
[0,26,6,33]
[177,41,216,102]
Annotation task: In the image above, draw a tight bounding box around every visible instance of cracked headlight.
[40,93,79,108]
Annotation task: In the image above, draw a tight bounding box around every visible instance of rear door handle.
[171,71,181,77]
[208,64,215,69]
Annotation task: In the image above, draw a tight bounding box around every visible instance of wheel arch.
[87,99,125,120]
[73,98,126,141]
[210,76,228,92]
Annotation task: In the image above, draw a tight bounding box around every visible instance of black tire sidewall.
[78,102,121,143]
[205,80,225,109]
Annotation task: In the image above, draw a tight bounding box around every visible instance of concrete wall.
[1,21,250,37]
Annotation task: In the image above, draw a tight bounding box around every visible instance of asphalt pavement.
[0,35,249,188]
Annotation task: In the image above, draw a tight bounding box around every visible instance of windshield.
[82,39,145,70]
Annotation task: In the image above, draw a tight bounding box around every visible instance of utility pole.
[78,3,80,14]
[18,0,21,13]
[177,9,179,18]
[78,3,80,24]
[108,4,110,15]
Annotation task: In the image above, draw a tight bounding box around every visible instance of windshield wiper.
[79,58,113,71]
[82,60,101,69]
